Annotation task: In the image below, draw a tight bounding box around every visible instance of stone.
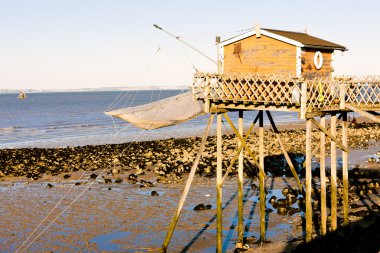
[89,173,98,180]
[276,198,288,207]
[269,196,277,205]
[194,204,206,211]
[135,167,144,175]
[112,158,121,165]
[128,173,138,180]
[277,207,288,216]
[151,190,159,196]
[282,187,290,196]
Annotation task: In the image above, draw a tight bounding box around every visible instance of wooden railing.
[192,73,380,117]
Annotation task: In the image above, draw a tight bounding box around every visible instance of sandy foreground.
[1,123,380,252]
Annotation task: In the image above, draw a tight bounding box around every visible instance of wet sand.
[0,175,303,252]
[1,150,379,252]
[0,122,380,252]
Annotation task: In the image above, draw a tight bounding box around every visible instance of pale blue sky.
[1,0,379,89]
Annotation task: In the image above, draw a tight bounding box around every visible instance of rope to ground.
[15,108,136,252]
[107,46,161,111]
[17,28,202,251]
[16,61,191,253]
[15,125,144,253]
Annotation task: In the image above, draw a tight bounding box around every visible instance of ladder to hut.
[162,72,380,252]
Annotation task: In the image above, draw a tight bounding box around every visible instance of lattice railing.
[305,77,341,111]
[193,72,380,114]
[344,76,380,108]
[193,72,301,105]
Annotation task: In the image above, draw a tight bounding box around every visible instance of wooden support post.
[204,76,211,113]
[305,118,313,242]
[221,114,260,184]
[310,118,348,153]
[216,36,222,74]
[161,114,215,252]
[300,81,307,119]
[330,113,338,231]
[222,113,265,178]
[259,111,266,241]
[339,82,346,110]
[216,113,223,253]
[237,111,244,248]
[342,112,349,225]
[320,115,327,236]
[266,111,303,193]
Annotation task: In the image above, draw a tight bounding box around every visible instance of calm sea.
[0,90,303,149]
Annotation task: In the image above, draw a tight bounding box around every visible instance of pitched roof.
[264,28,347,51]
[221,28,347,51]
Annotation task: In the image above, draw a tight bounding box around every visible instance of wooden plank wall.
[301,49,333,79]
[223,35,296,76]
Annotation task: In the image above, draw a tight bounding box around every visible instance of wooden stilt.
[310,118,348,153]
[342,112,349,225]
[320,115,327,236]
[312,142,320,158]
[222,113,265,177]
[237,111,244,248]
[221,114,260,185]
[330,113,338,231]
[161,114,215,252]
[216,113,223,253]
[305,118,313,242]
[266,111,303,192]
[259,111,266,241]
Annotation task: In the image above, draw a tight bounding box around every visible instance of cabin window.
[233,43,241,54]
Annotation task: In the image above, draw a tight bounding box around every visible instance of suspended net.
[105,91,205,130]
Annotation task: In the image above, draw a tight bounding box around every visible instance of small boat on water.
[17,91,27,99]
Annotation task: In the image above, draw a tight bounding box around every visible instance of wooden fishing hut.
[162,26,380,252]
[221,27,346,78]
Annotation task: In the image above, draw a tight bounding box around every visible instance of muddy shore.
[1,122,379,181]
[0,122,380,252]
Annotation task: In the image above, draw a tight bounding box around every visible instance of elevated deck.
[164,72,380,251]
[192,73,380,118]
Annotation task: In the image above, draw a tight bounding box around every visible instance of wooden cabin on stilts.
[161,24,380,252]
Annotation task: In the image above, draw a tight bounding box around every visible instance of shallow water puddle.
[89,231,133,251]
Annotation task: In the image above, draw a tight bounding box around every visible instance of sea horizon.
[0,85,189,94]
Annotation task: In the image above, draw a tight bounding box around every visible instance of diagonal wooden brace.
[312,142,320,157]
[221,113,260,184]
[223,113,266,178]
[310,117,349,153]
[266,111,303,193]
[161,113,214,252]
[346,104,380,124]
[312,114,344,157]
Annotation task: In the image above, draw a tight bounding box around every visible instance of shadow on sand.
[286,210,380,253]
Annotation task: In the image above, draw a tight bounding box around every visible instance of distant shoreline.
[0,86,190,94]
